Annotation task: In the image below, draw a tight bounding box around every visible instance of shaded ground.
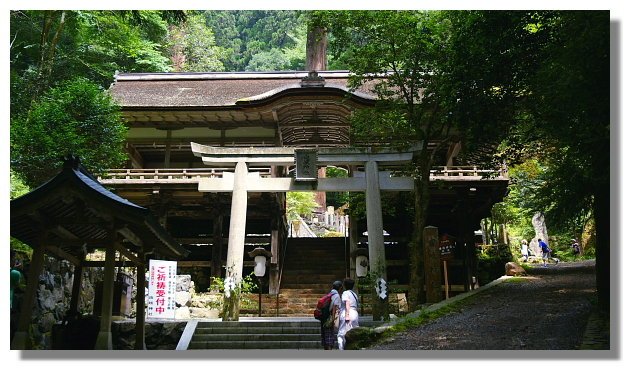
[368,259,608,350]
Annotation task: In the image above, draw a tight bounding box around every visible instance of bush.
[477,244,513,284]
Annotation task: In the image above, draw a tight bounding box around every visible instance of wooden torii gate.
[191,142,416,320]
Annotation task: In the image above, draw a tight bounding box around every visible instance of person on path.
[520,239,529,262]
[10,250,24,341]
[571,239,581,258]
[538,238,559,267]
[337,278,359,350]
[320,280,342,350]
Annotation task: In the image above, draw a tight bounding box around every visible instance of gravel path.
[368,260,599,350]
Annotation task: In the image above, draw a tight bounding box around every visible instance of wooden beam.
[42,245,82,266]
[177,260,211,268]
[113,243,143,266]
[177,260,256,268]
[81,260,134,267]
[117,226,143,247]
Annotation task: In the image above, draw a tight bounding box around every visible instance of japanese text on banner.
[147,259,177,319]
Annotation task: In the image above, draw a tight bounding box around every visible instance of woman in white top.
[521,239,529,262]
[337,277,359,350]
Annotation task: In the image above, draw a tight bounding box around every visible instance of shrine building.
[99,69,508,317]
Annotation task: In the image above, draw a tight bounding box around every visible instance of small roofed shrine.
[10,156,188,350]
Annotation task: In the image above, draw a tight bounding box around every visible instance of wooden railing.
[98,167,272,184]
[429,166,508,180]
[99,165,507,184]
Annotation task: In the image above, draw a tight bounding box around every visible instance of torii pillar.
[364,160,389,321]
[223,160,249,321]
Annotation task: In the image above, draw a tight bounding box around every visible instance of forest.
[9,10,610,312]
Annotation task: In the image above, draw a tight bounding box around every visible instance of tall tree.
[522,11,610,311]
[167,12,226,72]
[10,78,128,187]
[10,10,181,112]
[320,10,539,311]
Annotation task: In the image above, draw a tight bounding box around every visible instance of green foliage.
[325,166,349,209]
[350,302,464,349]
[477,244,513,285]
[505,277,529,283]
[245,48,290,71]
[321,231,344,238]
[74,11,172,78]
[207,272,258,311]
[10,78,128,187]
[10,169,30,199]
[285,191,319,221]
[203,10,307,71]
[167,13,226,72]
[10,10,175,101]
[315,11,534,308]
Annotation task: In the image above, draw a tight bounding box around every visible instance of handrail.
[429,166,506,179]
[175,320,198,350]
[99,165,506,184]
[98,167,273,183]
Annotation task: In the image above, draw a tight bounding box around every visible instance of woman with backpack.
[337,278,359,350]
[320,280,342,350]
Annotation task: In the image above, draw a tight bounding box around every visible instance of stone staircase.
[242,237,348,317]
[186,319,322,349]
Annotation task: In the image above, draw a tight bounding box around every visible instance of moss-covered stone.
[343,326,382,350]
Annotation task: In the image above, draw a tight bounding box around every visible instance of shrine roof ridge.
[114,70,355,81]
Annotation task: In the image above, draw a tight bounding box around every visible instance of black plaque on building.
[294,149,318,181]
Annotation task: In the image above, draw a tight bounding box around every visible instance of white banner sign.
[147,259,177,319]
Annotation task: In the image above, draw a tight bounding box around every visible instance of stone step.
[188,320,322,350]
[188,340,322,350]
[197,320,318,327]
[194,326,319,335]
[281,276,345,284]
[279,283,335,290]
[192,333,319,342]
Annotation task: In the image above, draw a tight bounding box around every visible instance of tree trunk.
[408,155,432,311]
[38,11,66,86]
[305,26,327,71]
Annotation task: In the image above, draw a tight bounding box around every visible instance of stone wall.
[13,255,103,349]
[14,255,220,349]
[112,320,187,350]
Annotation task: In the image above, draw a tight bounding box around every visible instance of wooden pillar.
[269,216,280,294]
[95,244,116,350]
[135,255,146,350]
[315,167,327,212]
[68,263,83,317]
[212,213,223,278]
[224,160,248,320]
[349,216,358,280]
[424,226,442,303]
[465,229,478,290]
[11,245,46,350]
[364,160,389,321]
[164,129,172,168]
